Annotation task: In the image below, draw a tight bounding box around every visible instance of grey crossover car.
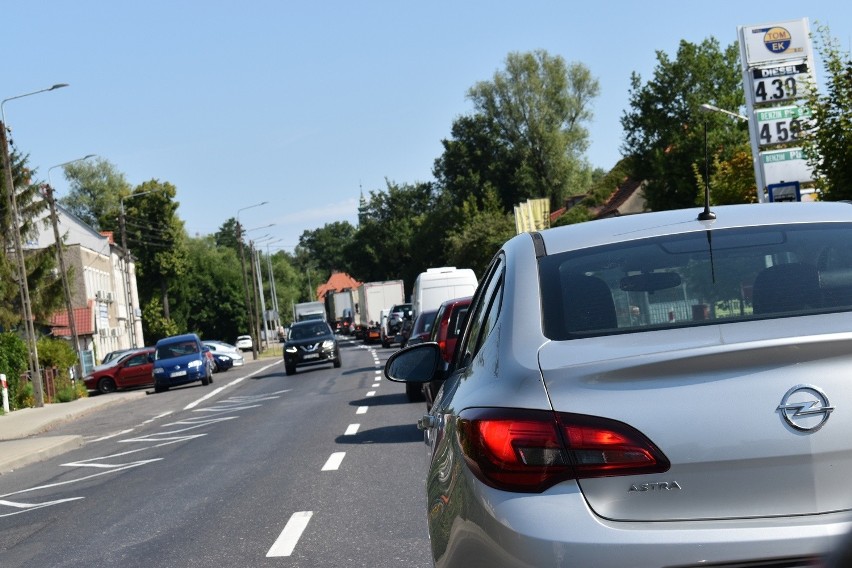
[386,202,852,567]
[283,320,341,375]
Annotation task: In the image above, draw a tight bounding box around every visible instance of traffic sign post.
[768,181,801,202]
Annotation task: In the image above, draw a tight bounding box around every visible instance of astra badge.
[777,384,834,432]
[628,481,681,493]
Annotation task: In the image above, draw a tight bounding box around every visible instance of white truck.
[355,280,404,342]
[412,267,478,318]
[331,289,356,333]
[293,301,327,323]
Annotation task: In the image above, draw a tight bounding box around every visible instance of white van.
[412,267,478,318]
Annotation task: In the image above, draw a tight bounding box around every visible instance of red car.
[84,348,154,394]
[422,296,472,407]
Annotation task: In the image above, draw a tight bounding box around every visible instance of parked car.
[203,340,245,368]
[385,202,852,567]
[283,320,341,375]
[210,352,234,372]
[84,348,154,394]
[152,333,213,392]
[404,308,439,348]
[235,335,253,351]
[100,348,136,366]
[420,296,471,406]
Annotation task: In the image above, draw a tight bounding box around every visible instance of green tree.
[802,24,852,200]
[465,50,600,210]
[345,180,437,290]
[214,218,241,251]
[693,145,757,206]
[444,188,516,276]
[0,148,63,328]
[58,158,131,231]
[181,235,247,340]
[621,38,745,210]
[297,221,357,274]
[123,180,188,336]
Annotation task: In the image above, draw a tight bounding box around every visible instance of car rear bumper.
[284,350,337,368]
[430,473,852,567]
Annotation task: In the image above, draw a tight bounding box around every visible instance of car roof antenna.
[698,121,716,221]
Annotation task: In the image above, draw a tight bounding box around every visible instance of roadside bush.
[38,337,86,403]
[0,332,30,411]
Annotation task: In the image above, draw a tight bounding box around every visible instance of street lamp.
[700,103,748,122]
[265,239,284,340]
[697,103,750,221]
[44,154,96,383]
[235,202,269,360]
[1,83,69,407]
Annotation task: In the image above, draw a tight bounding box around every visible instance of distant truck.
[355,280,404,342]
[329,290,356,333]
[412,267,478,318]
[293,301,327,323]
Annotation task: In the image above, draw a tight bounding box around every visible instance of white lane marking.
[372,383,380,387]
[344,424,359,436]
[90,428,135,442]
[266,511,314,557]
[374,370,382,374]
[366,391,376,397]
[356,406,368,414]
[321,452,345,471]
[142,411,173,424]
[0,497,86,518]
[184,360,281,410]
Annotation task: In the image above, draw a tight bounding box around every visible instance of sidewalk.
[0,390,147,474]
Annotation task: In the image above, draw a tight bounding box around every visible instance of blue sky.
[5,1,851,251]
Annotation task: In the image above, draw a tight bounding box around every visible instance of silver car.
[386,202,852,567]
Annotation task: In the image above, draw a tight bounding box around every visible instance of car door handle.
[418,414,437,430]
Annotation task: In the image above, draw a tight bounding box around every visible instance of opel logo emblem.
[777,385,834,432]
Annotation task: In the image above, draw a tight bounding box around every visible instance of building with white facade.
[30,204,144,371]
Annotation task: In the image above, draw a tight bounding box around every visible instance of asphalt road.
[0,338,433,567]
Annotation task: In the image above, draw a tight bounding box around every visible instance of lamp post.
[44,154,95,383]
[698,103,750,220]
[236,202,268,360]
[251,235,276,350]
[1,83,69,407]
[265,239,283,340]
[120,187,168,347]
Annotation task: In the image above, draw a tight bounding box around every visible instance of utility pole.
[236,221,258,360]
[254,246,270,350]
[45,155,94,382]
[2,82,69,407]
[0,122,44,406]
[249,240,262,353]
[43,184,84,382]
[118,201,137,347]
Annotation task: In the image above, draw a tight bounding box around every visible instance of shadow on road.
[335,423,422,444]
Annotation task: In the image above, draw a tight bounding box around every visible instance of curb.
[0,435,84,474]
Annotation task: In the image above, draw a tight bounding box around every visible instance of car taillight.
[457,408,669,493]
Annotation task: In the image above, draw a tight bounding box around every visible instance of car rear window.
[539,222,852,340]
[157,340,200,359]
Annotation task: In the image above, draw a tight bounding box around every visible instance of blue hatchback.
[152,333,213,392]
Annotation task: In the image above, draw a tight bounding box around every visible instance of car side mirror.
[147,353,154,363]
[384,343,442,384]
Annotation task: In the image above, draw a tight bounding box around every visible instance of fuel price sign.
[755,105,810,146]
[751,62,811,104]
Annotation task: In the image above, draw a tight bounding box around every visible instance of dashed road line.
[356,406,368,414]
[344,424,359,436]
[266,511,314,557]
[321,452,345,471]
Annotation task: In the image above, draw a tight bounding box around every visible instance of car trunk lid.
[539,320,852,522]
